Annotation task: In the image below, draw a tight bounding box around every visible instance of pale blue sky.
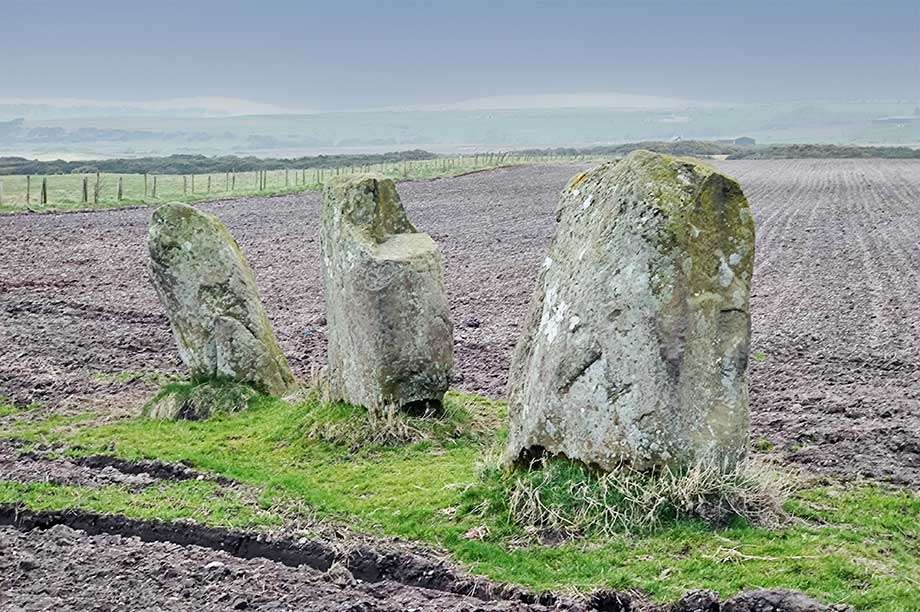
[4,0,919,110]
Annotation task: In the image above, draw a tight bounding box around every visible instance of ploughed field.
[1,158,919,490]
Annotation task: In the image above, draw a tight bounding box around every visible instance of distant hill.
[2,102,919,161]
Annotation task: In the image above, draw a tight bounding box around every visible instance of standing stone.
[148,202,294,398]
[504,150,755,472]
[321,175,453,414]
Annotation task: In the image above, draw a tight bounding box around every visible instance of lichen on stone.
[505,150,755,473]
[147,202,294,407]
[320,175,454,416]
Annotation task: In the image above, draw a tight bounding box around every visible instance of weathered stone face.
[320,175,453,414]
[504,150,756,472]
[147,203,295,401]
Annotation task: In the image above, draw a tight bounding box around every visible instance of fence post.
[94,172,100,205]
[41,177,48,205]
[117,176,123,201]
[26,176,31,205]
[183,175,187,196]
[144,173,148,197]
[225,172,229,192]
[82,176,88,203]
[152,176,158,199]
[231,172,235,191]
[285,169,289,187]
[207,175,211,192]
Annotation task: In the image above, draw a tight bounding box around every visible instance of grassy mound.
[3,389,918,609]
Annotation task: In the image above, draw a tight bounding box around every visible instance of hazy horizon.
[3,0,920,159]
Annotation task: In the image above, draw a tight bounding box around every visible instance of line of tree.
[726,143,920,160]
[513,140,748,158]
[515,140,920,160]
[0,150,439,176]
[1,141,918,176]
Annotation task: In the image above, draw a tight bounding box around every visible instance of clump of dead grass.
[279,374,504,451]
[467,450,795,538]
[144,379,260,420]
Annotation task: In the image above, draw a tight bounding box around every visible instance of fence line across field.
[0,153,590,209]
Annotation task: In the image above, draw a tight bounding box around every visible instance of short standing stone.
[321,175,453,414]
[148,203,294,398]
[504,150,756,471]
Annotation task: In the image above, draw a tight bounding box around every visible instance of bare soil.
[1,159,899,611]
[2,160,918,486]
[0,510,840,612]
[0,438,232,489]
[0,522,566,612]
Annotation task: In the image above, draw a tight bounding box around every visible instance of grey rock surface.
[504,151,756,471]
[147,202,294,401]
[320,175,453,414]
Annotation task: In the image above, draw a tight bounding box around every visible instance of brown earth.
[0,449,841,611]
[2,159,918,486]
[0,512,841,612]
[2,159,908,611]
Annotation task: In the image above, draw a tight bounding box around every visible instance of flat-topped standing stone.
[148,203,294,399]
[321,175,453,414]
[504,150,756,472]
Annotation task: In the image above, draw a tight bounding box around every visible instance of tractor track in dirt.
[0,444,841,610]
[1,160,918,486]
[0,504,844,612]
[3,159,905,611]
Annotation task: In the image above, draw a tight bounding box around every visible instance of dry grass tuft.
[470,451,795,538]
[280,377,504,451]
[144,379,260,420]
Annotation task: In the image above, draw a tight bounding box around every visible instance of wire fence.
[0,152,598,212]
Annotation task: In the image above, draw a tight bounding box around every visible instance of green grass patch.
[0,397,44,418]
[0,480,280,530]
[6,390,918,609]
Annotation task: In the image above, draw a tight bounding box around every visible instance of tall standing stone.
[320,175,453,414]
[148,203,294,398]
[504,151,756,472]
